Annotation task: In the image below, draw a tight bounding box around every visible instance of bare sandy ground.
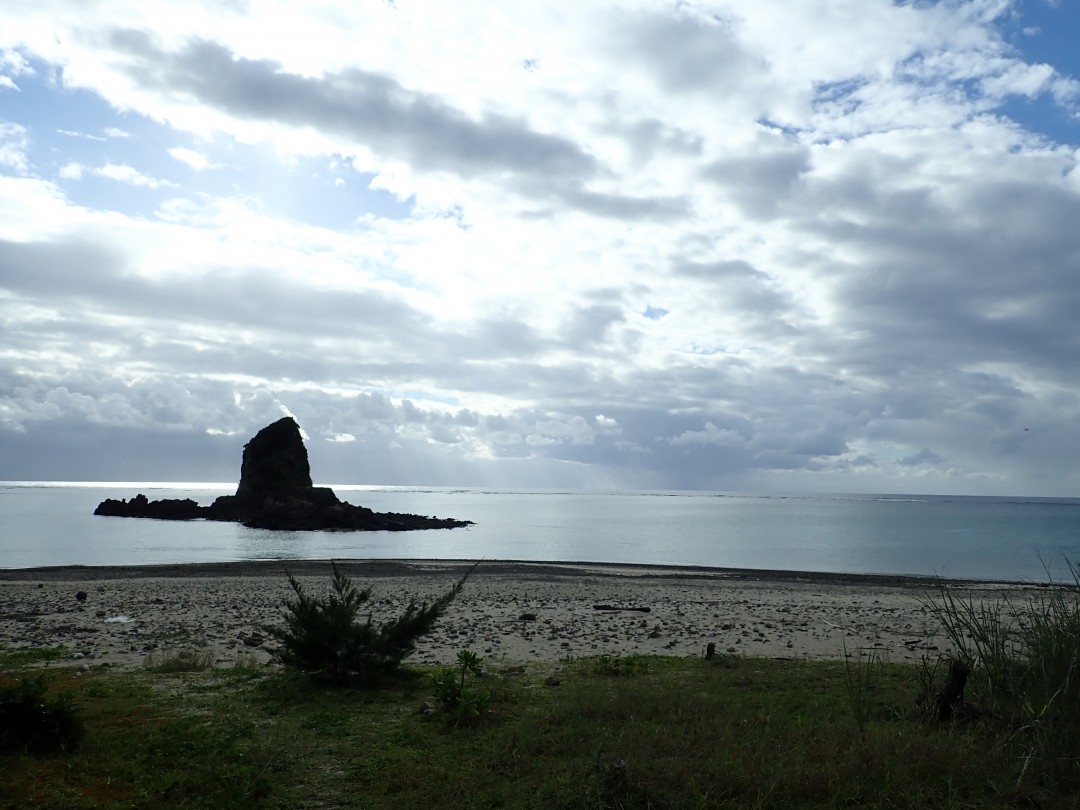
[0,560,1035,672]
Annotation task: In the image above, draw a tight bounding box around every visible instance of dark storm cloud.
[619,118,703,166]
[553,187,689,220]
[796,167,1080,379]
[104,32,694,222]
[670,257,801,342]
[0,235,602,415]
[615,10,763,95]
[0,237,428,337]
[562,304,625,347]
[701,145,811,218]
[111,32,596,182]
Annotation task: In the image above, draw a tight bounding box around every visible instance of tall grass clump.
[841,640,880,734]
[923,560,1080,786]
[144,648,216,672]
[263,562,476,685]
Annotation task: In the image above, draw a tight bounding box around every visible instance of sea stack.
[207,417,343,523]
[237,417,316,501]
[94,417,472,532]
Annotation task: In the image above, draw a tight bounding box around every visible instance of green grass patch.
[0,645,70,669]
[2,653,1077,808]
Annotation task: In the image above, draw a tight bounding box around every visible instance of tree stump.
[935,659,971,721]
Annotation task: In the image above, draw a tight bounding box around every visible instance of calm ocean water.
[2,482,1080,582]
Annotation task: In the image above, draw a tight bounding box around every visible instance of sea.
[2,482,1080,582]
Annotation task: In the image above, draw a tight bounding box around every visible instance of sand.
[0,560,1033,672]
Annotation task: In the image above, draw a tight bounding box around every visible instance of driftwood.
[592,605,651,613]
[935,659,971,721]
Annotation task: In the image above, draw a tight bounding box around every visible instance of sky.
[1,0,1079,496]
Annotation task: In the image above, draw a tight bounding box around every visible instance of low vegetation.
[3,566,1080,807]
[922,560,1080,788]
[143,648,216,673]
[0,673,83,756]
[429,649,491,723]
[261,562,475,685]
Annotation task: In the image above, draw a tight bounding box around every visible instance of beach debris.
[592,605,651,613]
[242,633,265,647]
[518,612,537,621]
[74,591,87,602]
[104,616,134,623]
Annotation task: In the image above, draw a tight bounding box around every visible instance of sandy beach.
[0,560,1030,672]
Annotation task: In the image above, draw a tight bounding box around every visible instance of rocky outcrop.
[94,494,203,521]
[94,417,472,531]
[201,417,344,523]
[234,417,314,502]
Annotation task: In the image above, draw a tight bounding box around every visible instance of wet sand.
[0,560,1030,671]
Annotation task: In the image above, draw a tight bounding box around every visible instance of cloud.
[167,146,216,170]
[58,161,176,188]
[1,2,1079,495]
[112,33,596,182]
[58,128,107,141]
[670,422,746,448]
[0,122,28,171]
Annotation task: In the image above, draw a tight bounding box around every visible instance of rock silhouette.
[237,416,314,500]
[94,417,472,532]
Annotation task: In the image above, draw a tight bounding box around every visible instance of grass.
[6,562,1080,808]
[0,645,70,669]
[143,648,216,673]
[2,651,1073,808]
[921,562,1080,790]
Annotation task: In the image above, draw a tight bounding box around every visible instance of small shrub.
[264,561,476,685]
[0,675,84,756]
[584,654,650,677]
[430,650,491,722]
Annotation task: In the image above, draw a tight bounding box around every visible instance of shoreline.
[1,559,1046,673]
[0,557,1028,588]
